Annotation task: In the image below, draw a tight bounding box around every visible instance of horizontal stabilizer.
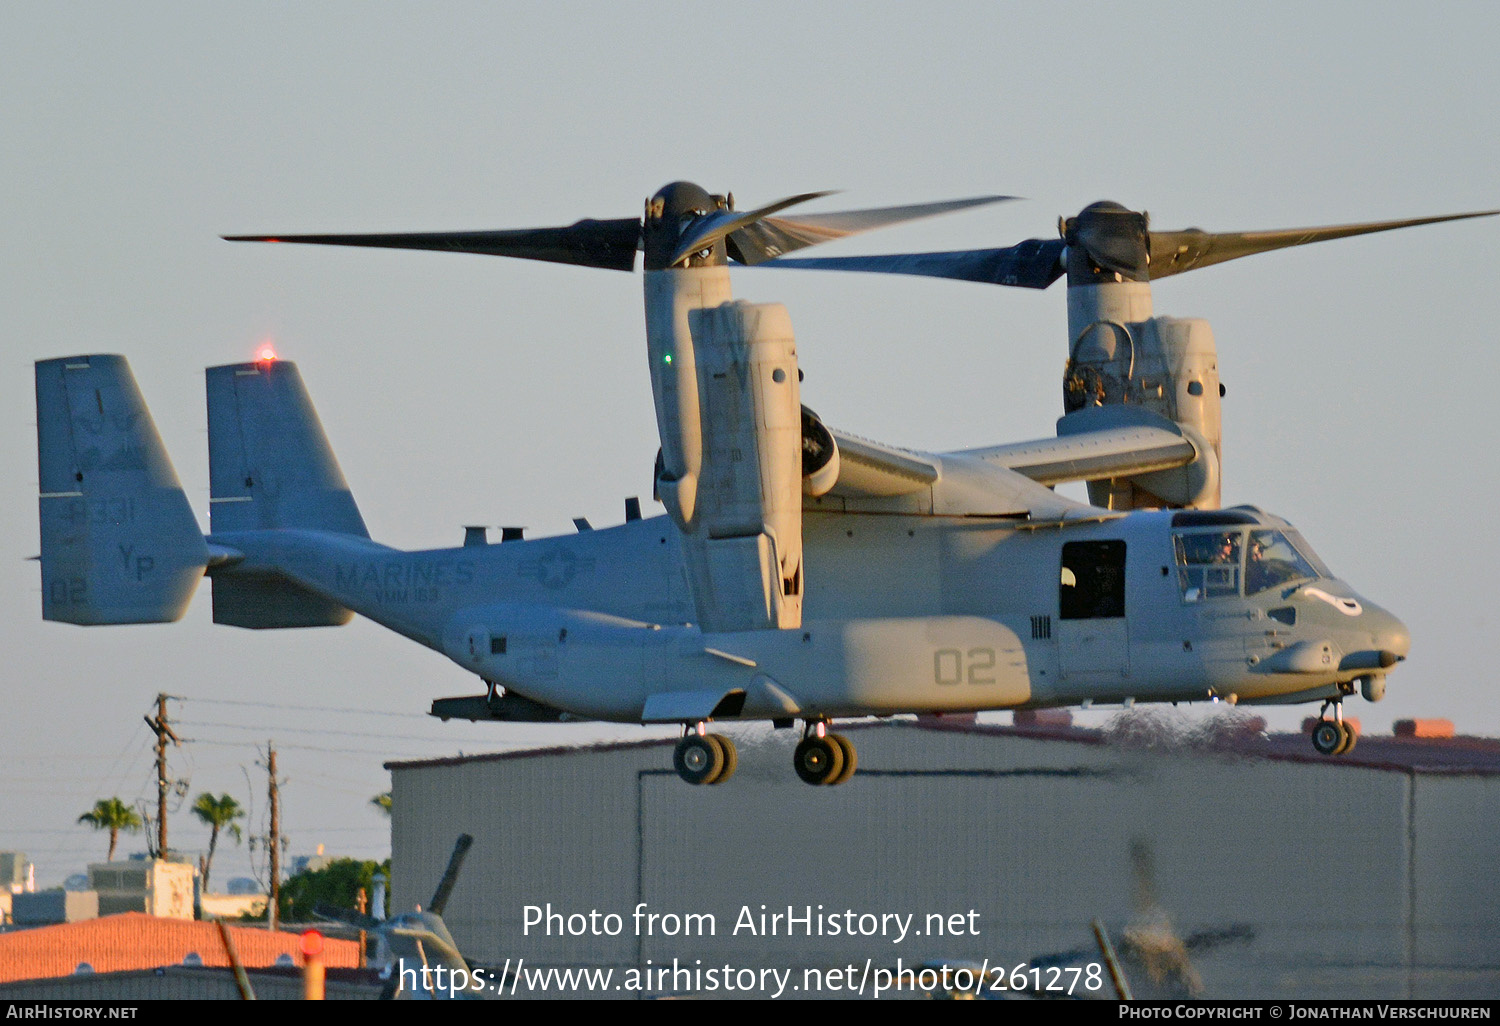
[210,574,353,630]
[35,356,208,624]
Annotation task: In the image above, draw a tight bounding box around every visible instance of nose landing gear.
[1310,698,1358,756]
[673,724,738,785]
[793,720,857,786]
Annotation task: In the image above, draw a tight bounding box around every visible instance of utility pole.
[143,694,180,860]
[267,741,281,931]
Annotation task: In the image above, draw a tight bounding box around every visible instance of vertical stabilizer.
[36,355,208,624]
[206,360,368,537]
[206,359,366,628]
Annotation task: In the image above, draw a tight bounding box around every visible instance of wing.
[959,407,1199,486]
[824,431,939,497]
[815,427,1107,522]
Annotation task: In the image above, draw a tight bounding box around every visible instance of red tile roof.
[0,912,359,984]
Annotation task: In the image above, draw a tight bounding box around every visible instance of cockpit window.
[1245,530,1322,595]
[1173,530,1243,602]
[1282,529,1331,579]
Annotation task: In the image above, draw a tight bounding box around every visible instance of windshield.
[1281,529,1331,578]
[1174,527,1328,601]
[1245,529,1323,595]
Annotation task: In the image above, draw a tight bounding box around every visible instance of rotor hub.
[643,181,731,270]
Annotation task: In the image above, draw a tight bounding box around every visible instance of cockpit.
[1170,508,1331,603]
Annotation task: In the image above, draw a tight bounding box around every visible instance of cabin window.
[1173,530,1243,601]
[1060,540,1126,620]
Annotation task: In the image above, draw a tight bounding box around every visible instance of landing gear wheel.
[1311,720,1343,756]
[1334,721,1357,756]
[710,734,738,784]
[794,735,845,785]
[828,733,857,786]
[675,734,726,785]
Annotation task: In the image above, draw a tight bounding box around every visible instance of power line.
[183,697,425,719]
[183,736,517,758]
[175,719,506,744]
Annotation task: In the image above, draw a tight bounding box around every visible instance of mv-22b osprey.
[35,183,1488,785]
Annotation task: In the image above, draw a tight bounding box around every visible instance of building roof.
[930,718,1500,776]
[386,716,1500,776]
[0,912,360,985]
[0,965,386,1001]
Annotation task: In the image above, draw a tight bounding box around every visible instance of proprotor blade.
[226,189,1015,275]
[761,238,1065,288]
[223,217,644,271]
[762,205,1499,289]
[1146,209,1500,280]
[731,195,1019,266]
[667,191,835,268]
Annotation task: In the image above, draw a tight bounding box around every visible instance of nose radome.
[1366,603,1411,662]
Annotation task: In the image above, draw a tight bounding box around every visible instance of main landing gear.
[670,719,859,786]
[1310,697,1358,756]
[673,725,738,785]
[793,720,857,786]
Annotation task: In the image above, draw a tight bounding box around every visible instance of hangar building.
[387,716,1500,999]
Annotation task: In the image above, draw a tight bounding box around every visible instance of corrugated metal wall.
[391,724,1500,999]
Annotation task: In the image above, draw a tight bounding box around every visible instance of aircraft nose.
[1364,603,1411,663]
[1335,600,1410,674]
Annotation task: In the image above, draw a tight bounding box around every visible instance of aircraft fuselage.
[209,504,1408,724]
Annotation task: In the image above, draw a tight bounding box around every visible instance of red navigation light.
[257,343,278,363]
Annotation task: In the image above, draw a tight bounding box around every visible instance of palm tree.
[191,792,244,893]
[77,798,143,862]
[371,792,392,817]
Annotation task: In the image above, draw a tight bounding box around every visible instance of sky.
[3,2,1498,888]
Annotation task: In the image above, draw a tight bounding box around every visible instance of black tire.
[674,735,725,785]
[1311,720,1342,756]
[828,733,858,785]
[1334,721,1358,756]
[710,734,738,784]
[794,736,844,785]
[701,734,727,785]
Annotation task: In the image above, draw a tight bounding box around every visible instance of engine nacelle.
[657,403,839,504]
[650,298,806,631]
[1063,299,1222,511]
